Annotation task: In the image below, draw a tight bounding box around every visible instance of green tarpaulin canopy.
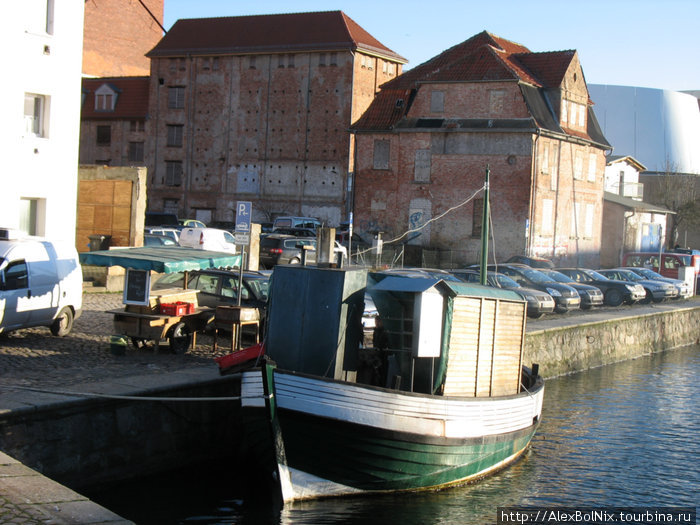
[79,246,241,274]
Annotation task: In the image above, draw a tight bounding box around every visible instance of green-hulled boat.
[239,265,544,503]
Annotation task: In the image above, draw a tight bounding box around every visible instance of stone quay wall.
[524,306,700,379]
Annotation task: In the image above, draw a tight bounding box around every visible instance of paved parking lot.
[0,291,229,392]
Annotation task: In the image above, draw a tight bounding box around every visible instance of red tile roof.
[382,31,573,90]
[81,76,150,120]
[147,11,407,63]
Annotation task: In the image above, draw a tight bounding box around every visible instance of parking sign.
[235,201,252,246]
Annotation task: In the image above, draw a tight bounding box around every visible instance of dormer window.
[95,84,118,112]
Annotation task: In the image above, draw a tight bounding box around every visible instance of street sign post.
[235,201,252,246]
[234,201,252,309]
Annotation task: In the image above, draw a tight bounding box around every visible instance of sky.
[162,0,699,92]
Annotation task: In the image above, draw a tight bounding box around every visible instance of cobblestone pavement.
[0,292,232,391]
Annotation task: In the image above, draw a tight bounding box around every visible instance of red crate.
[160,301,194,316]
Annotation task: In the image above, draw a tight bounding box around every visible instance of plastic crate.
[160,301,195,316]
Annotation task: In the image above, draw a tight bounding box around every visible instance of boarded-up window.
[489,90,505,114]
[572,202,581,237]
[561,99,567,124]
[414,149,431,182]
[541,143,549,174]
[472,198,483,238]
[573,151,584,180]
[550,144,559,190]
[541,199,553,235]
[430,91,444,113]
[585,204,594,237]
[587,153,597,182]
[373,139,390,170]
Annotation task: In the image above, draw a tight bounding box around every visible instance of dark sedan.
[537,268,604,309]
[622,266,692,299]
[481,264,580,313]
[557,268,646,306]
[453,269,555,318]
[597,268,677,303]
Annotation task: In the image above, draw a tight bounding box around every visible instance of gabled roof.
[381,31,573,90]
[352,30,610,149]
[81,76,149,120]
[147,11,407,63]
[606,155,647,172]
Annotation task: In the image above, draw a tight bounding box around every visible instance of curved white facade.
[589,85,700,175]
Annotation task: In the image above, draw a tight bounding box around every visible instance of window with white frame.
[578,103,586,127]
[587,153,597,182]
[165,161,183,186]
[95,84,118,112]
[24,93,49,137]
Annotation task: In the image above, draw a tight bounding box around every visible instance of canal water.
[87,345,699,524]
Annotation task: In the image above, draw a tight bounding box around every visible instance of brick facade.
[82,0,163,77]
[144,12,405,226]
[351,32,609,268]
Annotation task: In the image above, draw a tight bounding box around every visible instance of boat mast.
[480,166,490,285]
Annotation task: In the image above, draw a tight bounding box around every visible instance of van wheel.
[50,307,74,336]
[168,322,191,354]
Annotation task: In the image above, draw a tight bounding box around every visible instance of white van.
[0,230,83,336]
[178,227,237,254]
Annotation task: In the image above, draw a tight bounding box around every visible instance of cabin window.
[96,125,111,146]
[585,203,594,237]
[128,141,144,162]
[167,124,183,147]
[573,151,584,180]
[541,143,549,174]
[489,90,505,114]
[588,153,597,182]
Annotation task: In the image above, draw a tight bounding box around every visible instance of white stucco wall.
[1,1,85,242]
[604,160,642,199]
[590,85,700,175]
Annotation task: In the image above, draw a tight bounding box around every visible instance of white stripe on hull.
[241,370,543,439]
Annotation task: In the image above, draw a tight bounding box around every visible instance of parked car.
[178,227,237,254]
[259,234,317,268]
[144,227,180,243]
[505,255,555,268]
[144,233,178,246]
[272,216,322,231]
[152,268,270,322]
[481,264,580,313]
[597,268,677,303]
[271,227,317,238]
[537,268,604,309]
[622,266,692,299]
[379,267,463,282]
[556,268,646,306]
[0,231,82,336]
[179,219,207,229]
[453,269,555,318]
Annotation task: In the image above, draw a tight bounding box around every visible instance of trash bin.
[88,234,112,251]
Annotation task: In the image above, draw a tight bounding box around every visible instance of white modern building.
[589,85,700,176]
[1,1,85,241]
